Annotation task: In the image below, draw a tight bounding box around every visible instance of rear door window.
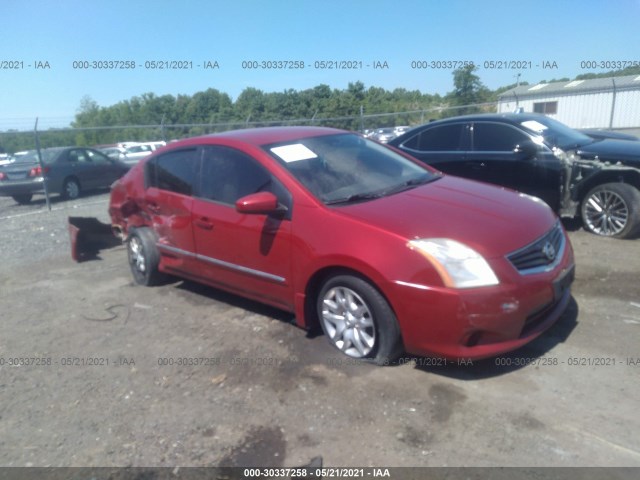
[146,148,199,196]
[402,123,467,151]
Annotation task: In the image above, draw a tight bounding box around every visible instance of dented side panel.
[558,149,640,218]
[108,162,149,236]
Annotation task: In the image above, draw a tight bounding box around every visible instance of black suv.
[389,113,640,239]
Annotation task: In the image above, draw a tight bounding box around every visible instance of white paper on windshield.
[270,144,318,163]
[521,120,548,133]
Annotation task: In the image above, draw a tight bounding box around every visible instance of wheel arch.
[579,179,640,238]
[574,169,640,204]
[302,265,399,334]
[126,223,155,240]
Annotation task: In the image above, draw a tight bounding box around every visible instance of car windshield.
[12,149,61,164]
[265,133,438,204]
[519,117,594,150]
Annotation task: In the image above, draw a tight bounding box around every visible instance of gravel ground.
[0,192,639,469]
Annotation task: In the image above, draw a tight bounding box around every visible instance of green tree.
[447,65,490,116]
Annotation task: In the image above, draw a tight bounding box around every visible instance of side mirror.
[235,191,282,214]
[513,141,538,160]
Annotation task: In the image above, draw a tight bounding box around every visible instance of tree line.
[3,64,639,154]
[0,65,496,152]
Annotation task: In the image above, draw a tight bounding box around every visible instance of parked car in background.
[99,146,128,162]
[0,147,129,204]
[108,126,574,364]
[389,113,640,239]
[370,127,413,143]
[145,140,167,150]
[123,144,154,164]
[362,129,376,138]
[371,127,397,143]
[393,126,411,137]
[0,154,13,166]
[120,141,167,165]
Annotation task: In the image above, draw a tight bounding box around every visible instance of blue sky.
[1,0,639,129]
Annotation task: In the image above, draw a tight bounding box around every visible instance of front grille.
[507,221,564,274]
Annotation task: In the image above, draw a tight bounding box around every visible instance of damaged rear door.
[143,147,201,274]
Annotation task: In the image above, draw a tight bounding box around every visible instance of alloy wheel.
[583,189,629,236]
[65,180,80,199]
[321,286,376,358]
[128,236,146,275]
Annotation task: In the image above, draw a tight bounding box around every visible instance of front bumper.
[390,248,575,360]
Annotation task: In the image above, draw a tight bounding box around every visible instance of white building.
[497,75,640,134]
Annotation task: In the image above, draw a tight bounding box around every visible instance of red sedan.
[109,127,575,364]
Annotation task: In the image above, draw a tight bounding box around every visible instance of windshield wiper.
[324,174,441,205]
[383,173,441,195]
[324,191,387,205]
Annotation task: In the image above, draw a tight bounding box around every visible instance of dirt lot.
[0,192,639,469]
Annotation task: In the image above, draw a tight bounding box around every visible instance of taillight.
[28,166,49,177]
[0,172,6,181]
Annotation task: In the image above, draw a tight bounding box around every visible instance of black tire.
[62,177,81,200]
[126,227,165,286]
[580,183,640,239]
[12,194,33,204]
[317,274,403,365]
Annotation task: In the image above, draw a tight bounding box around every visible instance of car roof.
[196,126,347,147]
[422,112,549,126]
[42,146,96,152]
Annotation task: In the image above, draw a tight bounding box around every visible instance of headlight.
[408,238,499,288]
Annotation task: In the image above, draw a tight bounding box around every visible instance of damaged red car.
[108,127,575,363]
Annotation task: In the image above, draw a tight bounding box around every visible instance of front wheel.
[581,183,640,239]
[317,274,403,365]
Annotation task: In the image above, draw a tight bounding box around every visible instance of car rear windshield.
[12,149,62,164]
[264,133,436,204]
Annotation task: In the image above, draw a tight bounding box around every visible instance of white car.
[123,144,154,164]
[0,153,12,166]
[145,141,166,150]
[393,126,411,136]
[99,147,128,161]
[372,128,397,143]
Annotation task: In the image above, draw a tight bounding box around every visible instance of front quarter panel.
[289,201,444,331]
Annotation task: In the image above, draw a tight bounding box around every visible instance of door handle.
[194,217,214,230]
[465,162,486,169]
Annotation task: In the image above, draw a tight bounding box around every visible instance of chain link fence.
[0,102,500,154]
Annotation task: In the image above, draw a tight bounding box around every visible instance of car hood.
[335,176,558,258]
[576,139,640,166]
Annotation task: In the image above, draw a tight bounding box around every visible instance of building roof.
[498,74,640,99]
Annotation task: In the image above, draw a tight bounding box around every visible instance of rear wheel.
[317,274,403,365]
[581,183,640,239]
[127,227,166,286]
[12,194,33,204]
